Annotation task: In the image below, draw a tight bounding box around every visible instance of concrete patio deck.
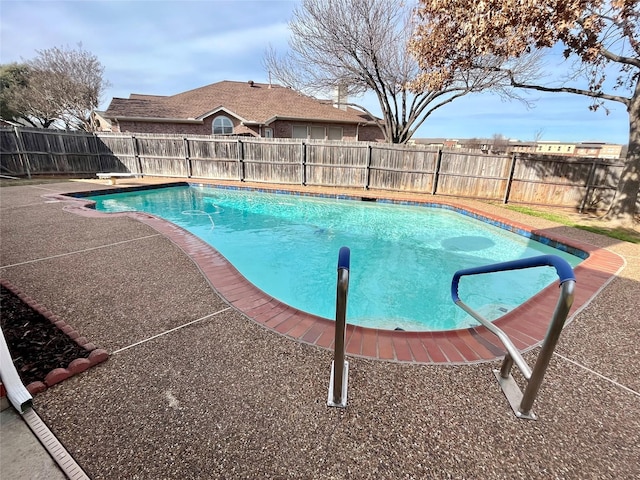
[1,179,639,479]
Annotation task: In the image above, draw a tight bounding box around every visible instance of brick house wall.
[113,120,207,135]
[271,120,384,142]
[113,116,384,142]
[357,124,385,142]
[112,115,257,135]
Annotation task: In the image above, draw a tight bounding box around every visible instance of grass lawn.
[504,204,640,244]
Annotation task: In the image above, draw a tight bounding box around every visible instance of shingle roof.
[105,81,375,125]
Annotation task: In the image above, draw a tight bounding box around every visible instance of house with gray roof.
[103,80,384,142]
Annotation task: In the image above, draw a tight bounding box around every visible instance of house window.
[328,127,343,140]
[292,126,307,139]
[264,127,273,138]
[213,116,233,135]
[310,126,325,139]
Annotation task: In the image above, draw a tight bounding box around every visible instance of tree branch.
[599,45,640,68]
[506,70,631,107]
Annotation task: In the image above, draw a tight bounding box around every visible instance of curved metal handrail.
[451,254,576,420]
[451,255,575,300]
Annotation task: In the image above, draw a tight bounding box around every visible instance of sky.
[0,0,631,145]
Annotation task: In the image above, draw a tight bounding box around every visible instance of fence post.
[364,144,372,190]
[579,159,598,213]
[301,141,307,186]
[431,149,443,195]
[131,135,142,175]
[183,137,192,178]
[503,153,517,204]
[237,138,245,181]
[13,127,30,178]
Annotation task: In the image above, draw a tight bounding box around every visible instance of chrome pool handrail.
[328,246,350,408]
[451,255,576,420]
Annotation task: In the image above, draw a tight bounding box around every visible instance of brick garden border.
[0,279,109,399]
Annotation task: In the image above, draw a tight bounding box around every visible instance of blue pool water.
[88,185,582,331]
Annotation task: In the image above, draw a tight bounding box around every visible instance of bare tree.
[411,0,639,226]
[532,128,545,147]
[463,137,486,152]
[28,45,110,131]
[264,0,535,144]
[0,45,109,131]
[490,133,510,154]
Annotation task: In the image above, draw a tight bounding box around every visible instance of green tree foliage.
[0,63,31,123]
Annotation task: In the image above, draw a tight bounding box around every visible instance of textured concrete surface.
[1,180,639,479]
[0,408,66,480]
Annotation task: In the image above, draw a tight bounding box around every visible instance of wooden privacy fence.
[1,127,625,212]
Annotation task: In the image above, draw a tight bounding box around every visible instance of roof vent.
[248,80,255,87]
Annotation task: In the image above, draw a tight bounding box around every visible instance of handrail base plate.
[493,370,538,420]
[327,361,349,408]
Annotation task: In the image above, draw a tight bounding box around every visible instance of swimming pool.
[88,185,583,331]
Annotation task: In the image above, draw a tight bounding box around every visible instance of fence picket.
[0,127,627,212]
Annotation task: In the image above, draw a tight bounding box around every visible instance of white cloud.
[188,23,290,56]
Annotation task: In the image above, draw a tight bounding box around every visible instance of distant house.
[575,142,623,159]
[412,137,623,159]
[409,138,461,149]
[535,141,576,156]
[102,80,384,142]
[91,111,113,132]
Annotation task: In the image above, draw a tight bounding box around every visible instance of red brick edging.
[56,187,624,365]
[0,279,109,399]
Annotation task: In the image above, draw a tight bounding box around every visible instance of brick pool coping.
[53,183,625,365]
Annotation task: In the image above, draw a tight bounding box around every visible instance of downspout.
[0,329,32,412]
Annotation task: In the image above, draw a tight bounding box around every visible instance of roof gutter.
[107,116,204,124]
[263,115,375,126]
